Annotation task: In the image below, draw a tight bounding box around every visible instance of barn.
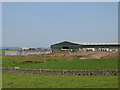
[51,41,120,51]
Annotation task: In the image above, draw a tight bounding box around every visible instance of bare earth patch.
[49,51,118,59]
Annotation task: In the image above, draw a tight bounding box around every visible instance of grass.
[2,51,118,88]
[2,50,5,56]
[2,73,118,88]
[2,55,118,70]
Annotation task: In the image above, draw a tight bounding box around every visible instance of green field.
[2,55,118,70]
[2,50,118,70]
[2,50,119,88]
[2,73,118,88]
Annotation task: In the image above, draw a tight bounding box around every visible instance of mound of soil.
[50,51,118,59]
[17,51,118,60]
[79,51,118,59]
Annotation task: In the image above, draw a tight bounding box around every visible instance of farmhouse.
[51,41,120,51]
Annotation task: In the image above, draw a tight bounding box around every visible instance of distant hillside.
[1,47,20,50]
[1,47,50,50]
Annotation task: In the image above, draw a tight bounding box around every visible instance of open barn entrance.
[62,46,69,49]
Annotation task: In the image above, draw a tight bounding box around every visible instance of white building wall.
[82,48,95,51]
[82,48,118,51]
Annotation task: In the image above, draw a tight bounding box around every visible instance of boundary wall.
[2,68,120,76]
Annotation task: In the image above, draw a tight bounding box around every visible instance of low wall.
[1,68,120,76]
[5,50,51,55]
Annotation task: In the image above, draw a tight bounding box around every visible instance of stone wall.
[1,68,120,76]
[5,50,51,55]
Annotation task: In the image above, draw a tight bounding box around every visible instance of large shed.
[51,41,82,50]
[51,41,120,51]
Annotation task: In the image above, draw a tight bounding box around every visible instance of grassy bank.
[2,73,118,88]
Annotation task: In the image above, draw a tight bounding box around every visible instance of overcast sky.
[2,2,118,47]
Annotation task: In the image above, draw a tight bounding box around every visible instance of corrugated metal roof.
[71,41,120,45]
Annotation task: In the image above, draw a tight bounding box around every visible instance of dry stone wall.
[5,50,51,55]
[1,68,120,76]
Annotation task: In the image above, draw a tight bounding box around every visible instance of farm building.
[21,47,29,51]
[51,41,120,51]
[21,47,38,51]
